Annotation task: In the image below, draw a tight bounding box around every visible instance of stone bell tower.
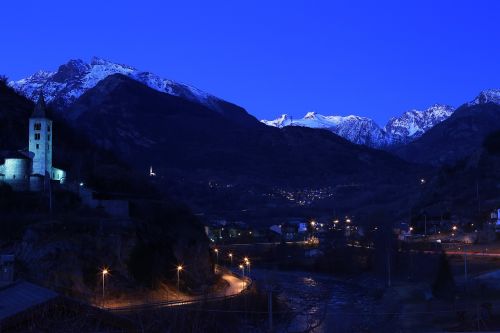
[28,93,52,177]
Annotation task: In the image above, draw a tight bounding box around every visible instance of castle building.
[0,94,66,191]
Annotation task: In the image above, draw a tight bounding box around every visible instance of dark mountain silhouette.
[68,74,425,219]
[70,74,414,183]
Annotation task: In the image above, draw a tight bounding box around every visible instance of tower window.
[36,144,39,149]
[47,125,51,132]
[48,134,51,141]
[34,133,40,140]
[34,123,41,131]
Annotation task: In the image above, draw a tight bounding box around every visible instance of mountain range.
[11,57,498,151]
[5,57,500,224]
[262,105,455,147]
[262,90,500,149]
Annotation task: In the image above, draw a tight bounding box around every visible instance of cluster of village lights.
[311,218,352,228]
[408,225,459,235]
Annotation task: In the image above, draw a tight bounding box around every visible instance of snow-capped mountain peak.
[9,57,226,115]
[262,112,389,146]
[384,104,454,144]
[469,89,500,105]
[304,111,317,119]
[261,114,292,128]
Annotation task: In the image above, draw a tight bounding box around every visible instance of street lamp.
[101,268,109,307]
[214,248,219,265]
[177,265,183,291]
[245,259,251,274]
[214,248,219,273]
[228,253,233,265]
[239,264,246,291]
[346,219,351,223]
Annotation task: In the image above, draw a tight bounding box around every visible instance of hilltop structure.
[0,94,66,191]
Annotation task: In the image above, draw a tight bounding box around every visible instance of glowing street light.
[239,264,246,291]
[101,268,109,307]
[228,253,233,265]
[245,259,251,274]
[346,219,351,223]
[420,178,426,185]
[452,225,457,231]
[409,226,414,232]
[177,265,183,291]
[214,248,219,265]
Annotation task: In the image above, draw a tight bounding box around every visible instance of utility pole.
[424,214,427,236]
[268,289,273,331]
[464,245,468,286]
[476,181,481,214]
[387,247,391,287]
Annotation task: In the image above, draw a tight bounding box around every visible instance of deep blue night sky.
[2,0,500,124]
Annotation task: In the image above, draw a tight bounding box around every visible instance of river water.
[250,269,393,333]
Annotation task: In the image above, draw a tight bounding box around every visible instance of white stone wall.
[51,167,66,183]
[4,158,30,180]
[29,118,52,176]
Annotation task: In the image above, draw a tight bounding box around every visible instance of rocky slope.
[0,81,214,293]
[467,89,500,105]
[384,104,455,145]
[393,90,500,165]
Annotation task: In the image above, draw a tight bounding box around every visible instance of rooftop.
[0,281,58,322]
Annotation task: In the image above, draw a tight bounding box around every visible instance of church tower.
[29,93,52,177]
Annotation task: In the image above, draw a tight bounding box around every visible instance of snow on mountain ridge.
[262,104,455,147]
[263,111,390,146]
[9,57,225,113]
[468,89,500,105]
[384,104,454,144]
